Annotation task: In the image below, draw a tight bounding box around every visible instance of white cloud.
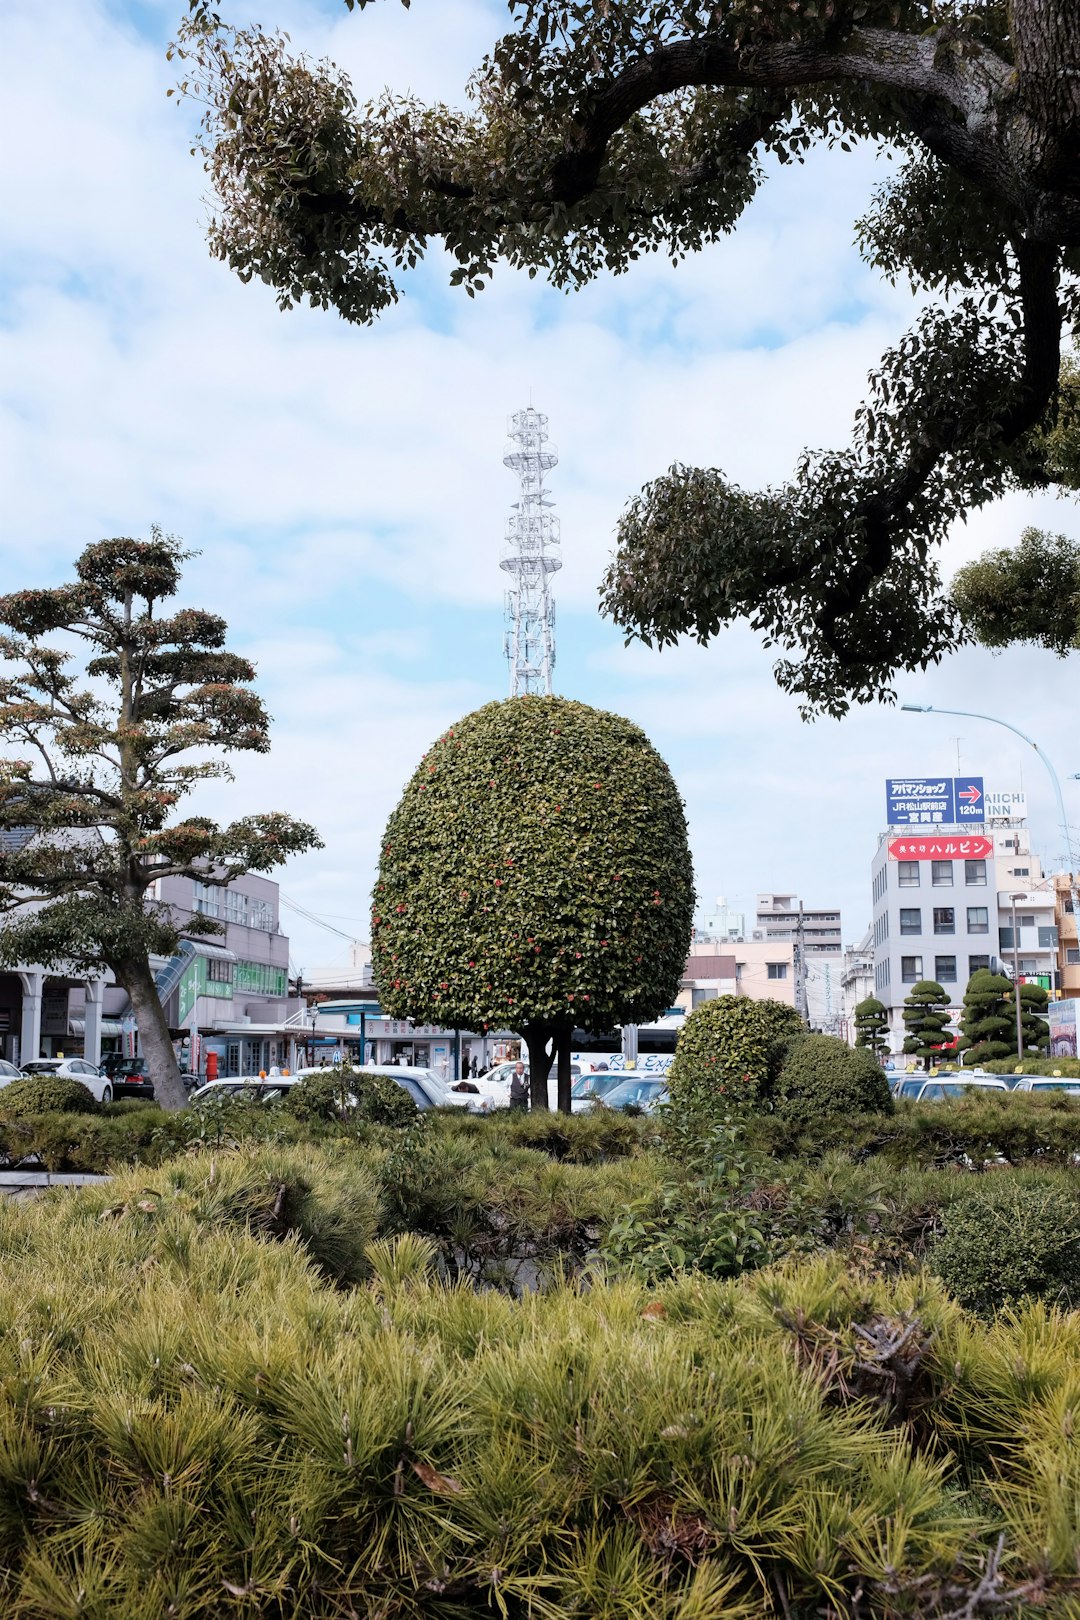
[1,0,1077,970]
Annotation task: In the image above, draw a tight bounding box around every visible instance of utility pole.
[1010,892,1026,1060]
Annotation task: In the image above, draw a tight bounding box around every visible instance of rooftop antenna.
[501,407,561,696]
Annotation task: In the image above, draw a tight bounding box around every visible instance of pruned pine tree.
[0,534,320,1109]
[853,996,890,1059]
[176,0,1080,713]
[372,696,694,1113]
[957,968,1017,1066]
[901,980,952,1070]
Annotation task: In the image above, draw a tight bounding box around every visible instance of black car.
[97,1056,155,1101]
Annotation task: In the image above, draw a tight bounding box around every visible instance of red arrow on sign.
[958,785,982,804]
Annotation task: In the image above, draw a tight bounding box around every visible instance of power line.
[279,894,361,943]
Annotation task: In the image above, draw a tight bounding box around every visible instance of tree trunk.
[117,955,188,1111]
[522,1024,554,1112]
[1011,0,1080,194]
[555,1025,574,1116]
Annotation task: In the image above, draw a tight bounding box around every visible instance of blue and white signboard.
[954,777,985,823]
[885,777,984,827]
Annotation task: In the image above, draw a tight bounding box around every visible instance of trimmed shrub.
[668,995,806,1110]
[853,995,889,1057]
[0,1076,98,1119]
[985,1056,1080,1079]
[776,1034,893,1123]
[281,1067,419,1128]
[931,1182,1080,1312]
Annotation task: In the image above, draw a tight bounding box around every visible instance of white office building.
[870,800,1057,1050]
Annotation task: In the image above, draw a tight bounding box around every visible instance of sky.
[2,0,1078,978]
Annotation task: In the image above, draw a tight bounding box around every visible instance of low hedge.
[982,1056,1080,1078]
[740,1091,1080,1168]
[3,1162,1080,1616]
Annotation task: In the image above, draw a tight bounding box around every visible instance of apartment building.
[754,893,843,954]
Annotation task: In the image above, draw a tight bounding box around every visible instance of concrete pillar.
[82,976,107,1068]
[18,968,44,1067]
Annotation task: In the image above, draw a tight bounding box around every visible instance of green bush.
[668,995,806,1111]
[931,1181,1080,1312]
[281,1067,419,1128]
[775,1035,893,1123]
[0,1076,98,1119]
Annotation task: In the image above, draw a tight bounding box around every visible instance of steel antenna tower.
[501,407,561,696]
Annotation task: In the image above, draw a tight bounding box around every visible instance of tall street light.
[1010,892,1026,1059]
[901,703,1080,976]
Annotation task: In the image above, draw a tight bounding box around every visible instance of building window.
[968,955,991,976]
[967,907,989,934]
[965,860,987,886]
[1068,948,1080,966]
[205,956,232,984]
[931,861,953,887]
[766,963,788,980]
[933,907,955,934]
[1019,958,1040,975]
[898,862,920,888]
[1000,928,1015,950]
[901,956,923,983]
[248,898,274,932]
[1012,867,1030,877]
[900,908,921,935]
[1038,927,1059,949]
[934,955,957,983]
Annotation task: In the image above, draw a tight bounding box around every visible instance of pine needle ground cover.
[2,1144,1080,1617]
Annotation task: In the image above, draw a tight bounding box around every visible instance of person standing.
[509,1061,529,1111]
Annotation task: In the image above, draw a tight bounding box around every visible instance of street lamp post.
[1010,892,1026,1060]
[901,702,1080,978]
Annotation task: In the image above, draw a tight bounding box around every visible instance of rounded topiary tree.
[775,1034,893,1123]
[667,995,806,1113]
[902,981,952,1070]
[372,697,695,1113]
[853,996,889,1059]
[0,1077,98,1118]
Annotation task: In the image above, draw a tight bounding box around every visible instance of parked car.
[0,1059,24,1087]
[908,1076,1010,1102]
[188,1077,301,1105]
[19,1057,116,1104]
[1013,1077,1080,1096]
[96,1055,155,1102]
[891,1070,1001,1100]
[570,1072,632,1114]
[596,1076,670,1113]
[355,1064,473,1111]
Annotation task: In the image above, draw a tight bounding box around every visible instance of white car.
[1013,1077,1080,1096]
[906,1076,1010,1102]
[354,1064,473,1111]
[0,1059,24,1086]
[188,1077,301,1105]
[18,1056,116,1104]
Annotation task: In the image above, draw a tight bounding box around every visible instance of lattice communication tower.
[501,407,561,696]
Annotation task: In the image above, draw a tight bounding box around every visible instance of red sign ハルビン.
[887,836,993,861]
